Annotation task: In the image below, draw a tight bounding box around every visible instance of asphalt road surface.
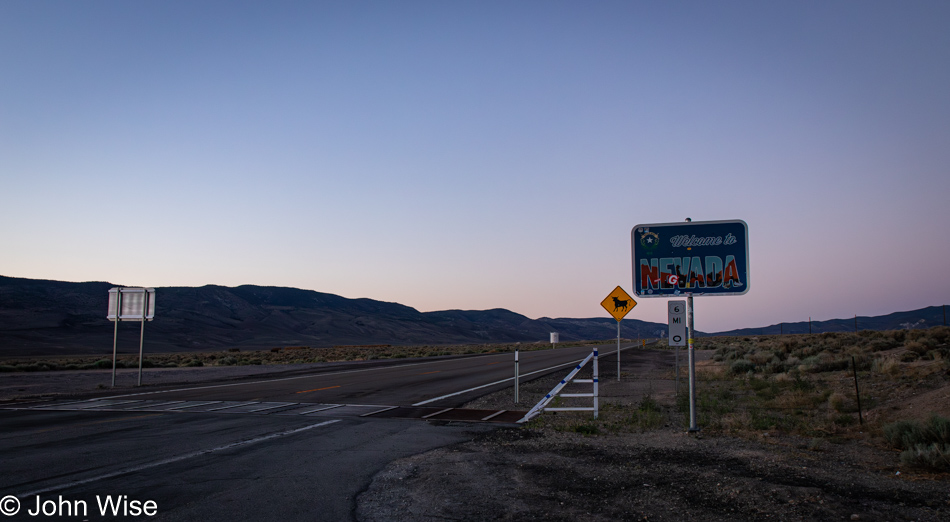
[0,343,643,521]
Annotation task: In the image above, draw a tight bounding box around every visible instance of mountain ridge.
[1,275,944,356]
[0,275,664,355]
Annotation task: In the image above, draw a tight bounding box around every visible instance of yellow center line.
[419,371,441,375]
[296,385,341,394]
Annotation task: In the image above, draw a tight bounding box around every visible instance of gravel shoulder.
[357,348,950,521]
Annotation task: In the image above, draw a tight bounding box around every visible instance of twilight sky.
[1,1,948,333]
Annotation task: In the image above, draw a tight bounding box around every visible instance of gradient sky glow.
[2,1,949,333]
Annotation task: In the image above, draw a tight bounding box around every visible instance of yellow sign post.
[600,286,636,381]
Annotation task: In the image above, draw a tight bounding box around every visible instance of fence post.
[852,356,863,425]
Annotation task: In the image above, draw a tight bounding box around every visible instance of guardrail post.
[593,348,599,419]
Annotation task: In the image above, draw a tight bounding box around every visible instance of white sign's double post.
[107,287,156,387]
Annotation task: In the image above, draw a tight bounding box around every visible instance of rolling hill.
[0,276,664,355]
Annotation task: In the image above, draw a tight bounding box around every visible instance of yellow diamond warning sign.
[600,286,636,322]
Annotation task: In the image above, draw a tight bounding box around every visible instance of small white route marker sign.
[668,300,686,347]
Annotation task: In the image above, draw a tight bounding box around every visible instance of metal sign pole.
[687,293,698,432]
[616,320,621,381]
[137,290,148,386]
[675,344,679,396]
[111,290,121,388]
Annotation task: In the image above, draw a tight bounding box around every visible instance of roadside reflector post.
[514,349,520,404]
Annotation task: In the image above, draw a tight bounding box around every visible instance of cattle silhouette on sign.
[612,296,629,312]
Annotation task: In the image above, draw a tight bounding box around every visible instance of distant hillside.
[710,305,948,337]
[0,276,664,356]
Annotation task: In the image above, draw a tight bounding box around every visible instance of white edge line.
[360,406,399,417]
[296,404,344,414]
[480,410,507,421]
[247,403,297,413]
[205,402,259,412]
[165,401,222,411]
[421,407,453,419]
[17,419,341,499]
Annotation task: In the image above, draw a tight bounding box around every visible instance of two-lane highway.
[97,343,621,407]
[0,343,645,521]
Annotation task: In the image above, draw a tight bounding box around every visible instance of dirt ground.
[356,348,950,521]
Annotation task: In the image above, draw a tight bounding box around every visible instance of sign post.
[107,287,156,387]
[600,286,636,381]
[632,219,749,432]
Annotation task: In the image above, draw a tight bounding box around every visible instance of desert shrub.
[810,357,849,373]
[884,415,950,448]
[638,395,661,413]
[900,351,919,362]
[785,372,814,392]
[887,330,907,343]
[872,357,900,376]
[216,356,238,366]
[731,359,756,374]
[834,413,857,426]
[884,420,922,449]
[574,423,599,435]
[82,359,116,370]
[900,444,950,470]
[828,392,847,412]
[748,350,774,366]
[764,359,788,375]
[930,326,949,343]
[904,341,929,355]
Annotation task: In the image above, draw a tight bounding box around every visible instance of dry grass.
[684,326,950,449]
